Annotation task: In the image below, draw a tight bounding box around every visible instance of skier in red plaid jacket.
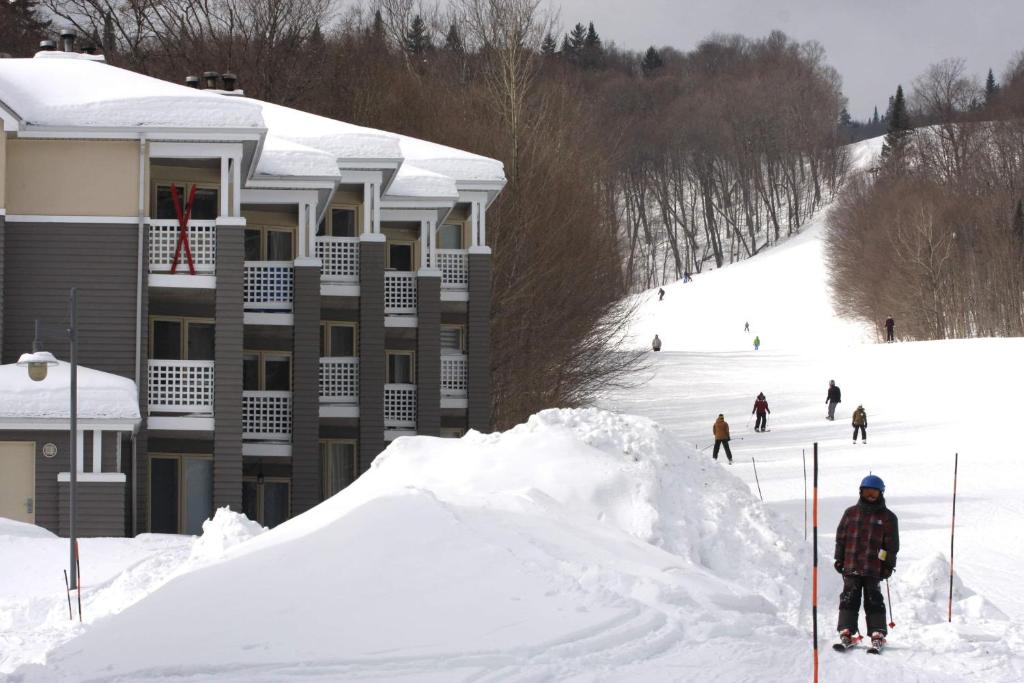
[834,474,900,641]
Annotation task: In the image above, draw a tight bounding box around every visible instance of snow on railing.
[441,355,467,397]
[319,357,359,403]
[242,391,291,440]
[384,383,417,428]
[385,271,417,315]
[436,249,468,289]
[315,237,360,282]
[244,261,294,311]
[148,220,217,274]
[147,360,215,413]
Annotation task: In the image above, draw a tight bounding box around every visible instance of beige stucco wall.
[5,139,141,216]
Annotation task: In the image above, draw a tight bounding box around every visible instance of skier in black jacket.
[826,380,841,421]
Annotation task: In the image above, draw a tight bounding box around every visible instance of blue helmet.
[860,474,885,492]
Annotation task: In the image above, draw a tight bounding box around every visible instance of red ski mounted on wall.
[169,182,198,275]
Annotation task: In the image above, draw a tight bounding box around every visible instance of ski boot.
[867,631,886,654]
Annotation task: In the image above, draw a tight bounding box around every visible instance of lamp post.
[17,288,78,590]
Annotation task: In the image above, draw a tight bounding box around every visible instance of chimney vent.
[202,71,220,89]
[59,29,76,53]
[80,44,97,55]
[221,73,237,92]
[185,75,200,88]
[39,40,57,52]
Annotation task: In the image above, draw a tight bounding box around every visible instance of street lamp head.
[17,351,59,382]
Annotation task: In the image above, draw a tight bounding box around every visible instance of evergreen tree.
[584,22,601,50]
[839,107,852,127]
[985,68,1000,103]
[880,85,913,168]
[566,22,586,54]
[640,46,663,75]
[872,106,880,126]
[540,32,557,57]
[559,34,571,55]
[0,0,51,57]
[370,9,386,46]
[309,22,325,51]
[404,14,431,55]
[444,22,463,54]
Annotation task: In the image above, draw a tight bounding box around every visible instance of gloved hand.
[880,558,895,579]
[834,559,844,574]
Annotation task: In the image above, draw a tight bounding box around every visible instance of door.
[0,442,36,524]
[150,455,213,535]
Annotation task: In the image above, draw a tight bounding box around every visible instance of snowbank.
[189,507,266,562]
[0,518,56,539]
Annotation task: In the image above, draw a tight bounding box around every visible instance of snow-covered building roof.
[398,134,506,187]
[254,135,342,180]
[0,58,264,130]
[386,163,459,201]
[0,361,141,425]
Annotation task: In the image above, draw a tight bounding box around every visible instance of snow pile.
[189,507,266,562]
[0,518,56,539]
[13,408,810,681]
[0,361,139,420]
[255,135,341,179]
[0,59,264,129]
[899,553,1007,624]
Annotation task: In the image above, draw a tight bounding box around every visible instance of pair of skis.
[833,634,885,655]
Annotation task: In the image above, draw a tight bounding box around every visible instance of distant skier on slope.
[752,393,770,432]
[744,321,750,332]
[711,414,733,464]
[658,287,665,301]
[652,334,662,352]
[884,316,895,343]
[834,475,899,653]
[753,336,761,351]
[852,405,867,444]
[826,380,841,421]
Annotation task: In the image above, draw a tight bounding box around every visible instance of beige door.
[0,442,36,524]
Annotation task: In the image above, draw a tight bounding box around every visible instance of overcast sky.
[547,0,1023,119]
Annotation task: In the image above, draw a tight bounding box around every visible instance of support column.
[358,235,386,472]
[291,262,321,514]
[135,223,149,533]
[416,272,441,436]
[467,248,492,432]
[214,223,244,511]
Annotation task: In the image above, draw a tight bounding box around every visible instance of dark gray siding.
[359,240,385,472]
[467,253,492,431]
[214,225,243,511]
[1,222,139,378]
[291,264,320,513]
[59,481,125,537]
[135,226,149,534]
[0,215,5,361]
[416,274,441,436]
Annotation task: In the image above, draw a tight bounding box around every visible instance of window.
[317,207,359,238]
[243,352,292,391]
[321,440,359,499]
[245,226,295,261]
[438,223,464,249]
[387,241,415,271]
[155,184,218,221]
[320,322,357,357]
[242,477,291,528]
[386,351,415,384]
[149,318,215,360]
[441,325,464,354]
[440,428,465,438]
[149,454,213,535]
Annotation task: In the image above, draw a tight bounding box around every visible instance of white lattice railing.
[242,391,291,439]
[147,360,215,413]
[384,383,417,428]
[436,249,468,289]
[319,357,359,403]
[149,220,217,274]
[315,237,360,282]
[441,355,468,397]
[385,271,417,314]
[244,262,294,311]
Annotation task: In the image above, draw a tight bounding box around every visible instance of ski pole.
[63,570,72,621]
[812,442,819,682]
[885,579,896,628]
[948,452,958,623]
[751,457,764,502]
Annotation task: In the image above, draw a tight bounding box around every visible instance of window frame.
[385,350,416,384]
[440,324,465,354]
[320,439,359,499]
[244,225,297,262]
[243,350,293,391]
[149,316,216,361]
[152,181,220,221]
[437,221,466,250]
[320,321,359,357]
[148,452,214,534]
[318,204,362,238]
[242,475,292,528]
[386,239,417,271]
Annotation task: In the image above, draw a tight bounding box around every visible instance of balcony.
[437,249,468,289]
[315,237,360,282]
[384,271,417,315]
[148,220,217,287]
[319,357,359,403]
[441,355,468,397]
[242,391,292,440]
[244,261,294,313]
[384,384,417,428]
[147,360,215,414]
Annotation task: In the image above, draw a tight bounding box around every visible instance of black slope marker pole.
[812,442,819,681]
[948,452,959,622]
